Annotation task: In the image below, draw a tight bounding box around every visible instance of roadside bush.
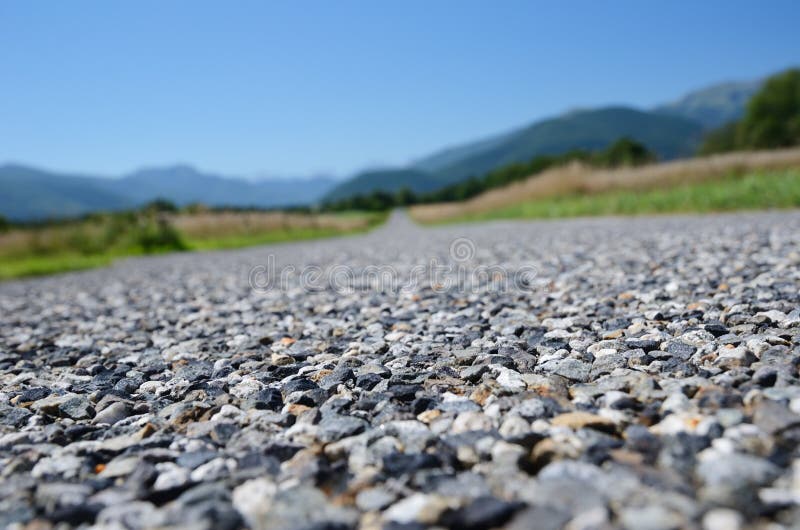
[595,137,655,167]
[134,214,187,252]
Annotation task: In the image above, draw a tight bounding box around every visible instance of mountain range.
[0,165,337,221]
[654,79,762,129]
[1,75,765,220]
[322,78,762,202]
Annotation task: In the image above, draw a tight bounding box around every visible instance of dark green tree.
[700,68,800,154]
[395,187,417,206]
[737,68,800,149]
[135,215,186,252]
[595,137,655,166]
[698,122,739,155]
[143,198,179,213]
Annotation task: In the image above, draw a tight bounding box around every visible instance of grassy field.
[173,211,383,250]
[0,210,384,280]
[409,147,800,223]
[409,148,800,223]
[446,169,800,222]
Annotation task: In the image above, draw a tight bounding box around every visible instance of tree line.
[701,68,800,154]
[323,137,655,212]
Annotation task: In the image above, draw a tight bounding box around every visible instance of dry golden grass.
[0,222,107,258]
[0,211,375,259]
[409,147,800,223]
[171,211,373,239]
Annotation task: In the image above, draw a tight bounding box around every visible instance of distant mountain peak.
[0,163,337,221]
[654,79,762,129]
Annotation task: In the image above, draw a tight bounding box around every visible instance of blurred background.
[1,0,799,278]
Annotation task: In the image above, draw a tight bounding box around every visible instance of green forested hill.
[425,107,704,185]
[322,168,442,202]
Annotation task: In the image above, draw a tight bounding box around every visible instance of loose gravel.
[1,211,800,530]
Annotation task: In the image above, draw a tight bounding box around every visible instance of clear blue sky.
[1,0,797,178]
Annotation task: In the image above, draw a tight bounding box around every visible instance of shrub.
[134,214,187,252]
[595,137,655,167]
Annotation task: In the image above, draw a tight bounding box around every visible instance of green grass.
[453,170,800,222]
[0,212,386,280]
[0,254,115,280]
[0,244,188,280]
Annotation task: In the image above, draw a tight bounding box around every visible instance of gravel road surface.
[2,210,800,530]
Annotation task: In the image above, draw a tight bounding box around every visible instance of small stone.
[417,409,441,423]
[95,501,165,529]
[755,310,787,324]
[383,493,454,525]
[452,411,494,433]
[32,455,84,479]
[461,364,489,383]
[496,368,526,392]
[619,505,684,530]
[17,387,51,403]
[356,487,396,511]
[703,323,729,337]
[317,415,368,442]
[469,384,492,405]
[539,358,591,382]
[190,458,236,482]
[510,398,557,420]
[550,412,616,433]
[664,341,696,359]
[232,477,276,530]
[440,496,523,530]
[507,506,571,530]
[99,456,140,478]
[59,396,94,420]
[752,367,778,387]
[696,449,781,508]
[153,463,190,491]
[382,452,441,475]
[92,402,131,425]
[625,338,662,352]
[499,415,531,440]
[751,398,800,435]
[271,353,294,366]
[702,508,743,530]
[244,388,284,411]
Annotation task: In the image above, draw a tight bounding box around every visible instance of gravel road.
[2,210,800,530]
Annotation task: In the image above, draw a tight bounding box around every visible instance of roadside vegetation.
[409,148,800,222]
[0,203,383,280]
[436,169,800,223]
[323,137,656,211]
